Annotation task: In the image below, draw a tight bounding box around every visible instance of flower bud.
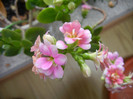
[80,63,91,77]
[82,10,88,18]
[53,0,63,6]
[43,34,56,44]
[68,2,75,10]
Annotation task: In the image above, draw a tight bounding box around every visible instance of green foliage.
[93,26,103,36]
[89,43,99,52]
[91,36,100,43]
[26,0,47,10]
[25,27,45,43]
[84,25,93,34]
[37,8,57,23]
[22,39,33,49]
[0,47,4,55]
[43,0,53,5]
[3,45,21,56]
[10,40,21,48]
[14,29,22,34]
[62,13,70,22]
[24,48,34,56]
[1,29,21,41]
[55,11,63,21]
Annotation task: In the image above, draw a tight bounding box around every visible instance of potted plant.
[0,0,133,95]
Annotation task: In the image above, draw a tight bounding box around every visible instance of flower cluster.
[83,43,133,92]
[31,20,133,93]
[31,33,67,79]
[101,52,133,93]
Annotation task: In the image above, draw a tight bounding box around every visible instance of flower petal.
[54,54,67,66]
[72,20,81,33]
[35,57,53,70]
[63,22,72,33]
[49,45,58,57]
[43,66,54,76]
[65,37,75,44]
[54,66,64,78]
[56,40,68,50]
[39,43,51,56]
[78,44,91,50]
[59,26,65,33]
[44,39,51,46]
[115,57,124,66]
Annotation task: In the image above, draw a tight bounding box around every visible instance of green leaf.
[93,26,103,36]
[26,0,47,10]
[0,41,3,47]
[84,25,93,34]
[14,29,21,34]
[0,47,4,55]
[62,13,70,22]
[22,39,33,49]
[37,8,57,23]
[91,36,100,43]
[2,44,10,50]
[24,48,33,56]
[25,27,45,43]
[4,45,21,56]
[55,11,63,21]
[1,29,21,41]
[26,0,35,10]
[89,43,99,52]
[43,0,53,5]
[10,40,21,48]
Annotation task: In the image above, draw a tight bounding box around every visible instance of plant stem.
[4,20,28,29]
[91,6,106,28]
[29,10,33,27]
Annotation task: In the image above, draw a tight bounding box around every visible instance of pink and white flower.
[35,40,67,79]
[59,20,92,50]
[102,65,125,92]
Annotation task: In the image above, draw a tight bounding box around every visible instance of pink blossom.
[59,20,92,50]
[108,51,124,66]
[82,4,92,10]
[35,40,67,79]
[102,65,125,92]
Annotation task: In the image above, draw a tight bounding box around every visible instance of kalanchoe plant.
[0,0,132,94]
[31,20,133,93]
